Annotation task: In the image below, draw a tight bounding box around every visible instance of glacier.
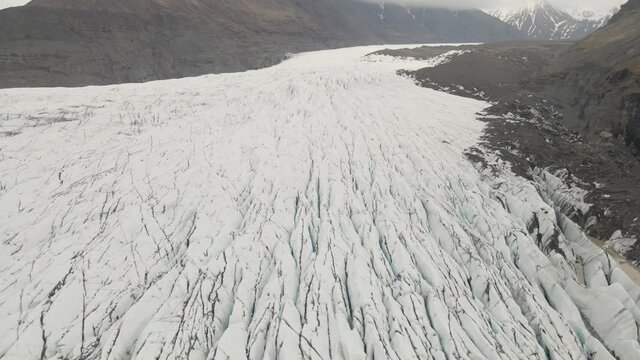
[0,45,639,360]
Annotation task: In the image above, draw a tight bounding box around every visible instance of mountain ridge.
[487,1,614,40]
[0,0,521,88]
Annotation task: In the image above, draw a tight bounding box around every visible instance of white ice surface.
[1,44,639,360]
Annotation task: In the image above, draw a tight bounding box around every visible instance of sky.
[363,0,626,13]
[0,0,628,13]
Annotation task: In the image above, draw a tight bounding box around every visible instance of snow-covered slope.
[1,45,639,360]
[488,2,612,40]
[0,0,30,11]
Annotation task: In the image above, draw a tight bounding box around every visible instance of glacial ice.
[0,45,639,360]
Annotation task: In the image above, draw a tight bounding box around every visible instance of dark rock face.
[625,94,640,150]
[610,0,640,22]
[0,0,521,88]
[547,0,640,151]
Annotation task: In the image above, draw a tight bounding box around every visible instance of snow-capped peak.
[488,0,552,20]
[486,1,613,40]
[569,7,619,23]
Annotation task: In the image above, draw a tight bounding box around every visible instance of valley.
[0,0,614,88]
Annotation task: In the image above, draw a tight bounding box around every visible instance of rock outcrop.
[547,0,640,151]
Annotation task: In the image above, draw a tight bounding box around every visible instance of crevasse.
[0,45,638,360]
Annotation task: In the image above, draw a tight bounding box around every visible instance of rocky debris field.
[383,42,640,265]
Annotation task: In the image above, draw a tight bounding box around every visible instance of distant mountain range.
[487,1,615,40]
[0,0,621,88]
[0,0,521,88]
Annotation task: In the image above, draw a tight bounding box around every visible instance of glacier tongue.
[0,45,639,360]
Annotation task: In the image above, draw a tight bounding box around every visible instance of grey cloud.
[361,0,626,13]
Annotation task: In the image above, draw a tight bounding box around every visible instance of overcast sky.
[0,0,628,13]
[366,0,626,12]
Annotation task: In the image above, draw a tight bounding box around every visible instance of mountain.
[488,1,613,40]
[0,0,520,88]
[546,0,640,149]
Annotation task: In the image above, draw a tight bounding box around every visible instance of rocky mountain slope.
[547,0,640,149]
[488,1,612,40]
[0,0,520,88]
